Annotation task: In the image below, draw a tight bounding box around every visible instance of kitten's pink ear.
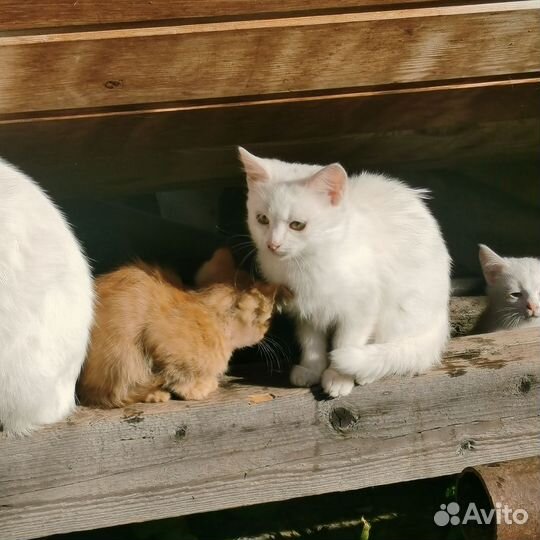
[238,147,270,183]
[479,244,507,285]
[307,163,347,206]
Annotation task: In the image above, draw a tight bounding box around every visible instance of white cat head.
[239,147,348,259]
[479,244,540,320]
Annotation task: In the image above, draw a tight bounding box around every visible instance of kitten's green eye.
[510,292,522,298]
[289,221,306,231]
[257,214,269,225]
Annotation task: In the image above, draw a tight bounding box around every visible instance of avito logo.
[434,502,528,526]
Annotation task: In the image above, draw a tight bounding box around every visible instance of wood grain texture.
[0,0,454,31]
[1,327,539,540]
[0,3,538,114]
[450,296,487,336]
[0,79,538,196]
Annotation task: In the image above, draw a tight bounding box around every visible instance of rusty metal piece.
[457,456,540,540]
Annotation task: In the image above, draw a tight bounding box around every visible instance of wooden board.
[0,2,539,115]
[0,79,538,196]
[0,0,457,31]
[450,296,489,336]
[1,326,539,540]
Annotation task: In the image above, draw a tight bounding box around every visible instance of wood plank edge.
[2,1,538,45]
[0,0,528,34]
[1,75,538,125]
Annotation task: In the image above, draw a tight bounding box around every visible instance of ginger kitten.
[78,260,286,407]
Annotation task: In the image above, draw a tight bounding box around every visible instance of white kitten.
[474,244,540,333]
[0,158,94,435]
[240,148,451,397]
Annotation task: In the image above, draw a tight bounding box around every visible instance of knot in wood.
[457,439,476,456]
[175,425,187,441]
[518,375,534,394]
[329,407,357,433]
[104,80,123,89]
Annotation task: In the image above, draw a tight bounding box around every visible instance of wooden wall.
[0,1,538,274]
[0,1,538,197]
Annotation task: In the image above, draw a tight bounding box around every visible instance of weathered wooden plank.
[0,79,538,196]
[450,296,487,336]
[0,0,456,31]
[0,3,538,114]
[1,327,538,540]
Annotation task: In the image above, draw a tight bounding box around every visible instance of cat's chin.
[266,250,293,260]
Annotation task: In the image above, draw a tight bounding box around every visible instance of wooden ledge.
[0,0,470,32]
[1,2,538,115]
[1,327,539,540]
[1,79,538,197]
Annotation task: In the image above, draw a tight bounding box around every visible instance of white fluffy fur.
[241,148,451,397]
[0,158,94,435]
[474,244,540,333]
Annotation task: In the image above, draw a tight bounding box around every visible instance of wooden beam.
[0,0,457,31]
[0,79,538,196]
[0,2,538,114]
[450,296,487,336]
[1,326,538,540]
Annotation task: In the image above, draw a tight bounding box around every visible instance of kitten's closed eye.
[289,221,306,231]
[257,214,269,225]
[510,292,522,298]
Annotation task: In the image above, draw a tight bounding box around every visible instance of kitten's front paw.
[290,365,322,387]
[174,378,219,401]
[321,368,355,397]
[144,389,171,403]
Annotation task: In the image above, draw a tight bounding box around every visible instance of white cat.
[0,158,94,435]
[240,148,451,397]
[474,244,540,333]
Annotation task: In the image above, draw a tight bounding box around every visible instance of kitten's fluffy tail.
[330,317,449,384]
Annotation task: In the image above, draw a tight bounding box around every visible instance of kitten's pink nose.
[526,301,539,316]
[267,241,281,253]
